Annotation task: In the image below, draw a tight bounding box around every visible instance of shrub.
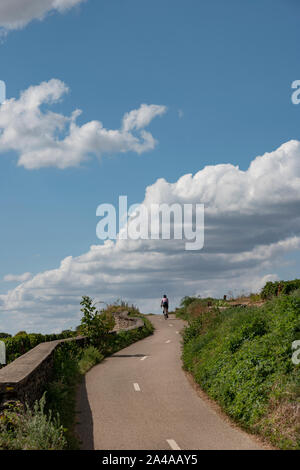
[182,317,203,344]
[78,346,104,375]
[79,296,115,347]
[0,395,66,450]
[0,333,11,339]
[261,279,300,299]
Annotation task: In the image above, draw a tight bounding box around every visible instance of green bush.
[0,395,66,450]
[181,295,300,449]
[78,346,104,375]
[44,340,85,449]
[0,332,11,339]
[182,317,203,344]
[79,296,115,347]
[261,279,300,299]
[175,296,226,320]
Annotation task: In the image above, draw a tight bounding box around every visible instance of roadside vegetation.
[0,298,154,450]
[261,279,300,299]
[177,285,300,449]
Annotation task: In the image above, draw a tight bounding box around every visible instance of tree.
[80,296,115,347]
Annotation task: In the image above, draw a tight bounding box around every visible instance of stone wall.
[112,311,144,332]
[0,336,87,409]
[0,313,144,409]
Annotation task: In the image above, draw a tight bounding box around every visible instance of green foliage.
[175,296,227,320]
[181,295,300,449]
[249,293,261,302]
[44,341,84,449]
[0,332,11,339]
[261,279,300,299]
[180,296,200,309]
[0,395,66,450]
[290,288,300,299]
[79,296,115,347]
[78,346,104,375]
[182,317,203,344]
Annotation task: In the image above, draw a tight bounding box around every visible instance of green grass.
[44,342,102,449]
[78,346,104,375]
[180,295,300,449]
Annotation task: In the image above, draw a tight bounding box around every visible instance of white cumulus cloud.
[1,139,300,333]
[3,272,32,283]
[0,0,86,31]
[0,79,167,169]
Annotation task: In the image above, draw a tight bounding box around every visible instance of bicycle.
[162,305,169,320]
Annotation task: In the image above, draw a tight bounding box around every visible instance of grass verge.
[178,295,300,449]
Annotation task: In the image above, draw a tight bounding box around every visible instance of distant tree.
[60,329,74,337]
[14,331,27,336]
[0,332,11,339]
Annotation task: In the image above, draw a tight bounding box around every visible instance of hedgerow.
[180,295,300,449]
[261,279,300,299]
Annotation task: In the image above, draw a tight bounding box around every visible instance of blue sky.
[0,0,300,333]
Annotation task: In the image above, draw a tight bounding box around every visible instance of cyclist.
[161,295,169,319]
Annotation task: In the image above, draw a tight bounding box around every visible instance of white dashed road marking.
[167,439,181,450]
[133,383,141,391]
[140,356,148,361]
[165,340,171,344]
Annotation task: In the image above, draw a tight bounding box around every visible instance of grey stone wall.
[0,336,87,409]
[112,311,144,332]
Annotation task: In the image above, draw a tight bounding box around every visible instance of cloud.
[1,139,300,333]
[0,0,86,31]
[3,272,32,283]
[0,79,167,169]
[122,104,166,132]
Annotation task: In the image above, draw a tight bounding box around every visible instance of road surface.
[75,315,263,450]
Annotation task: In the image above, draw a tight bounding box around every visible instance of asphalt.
[75,315,263,450]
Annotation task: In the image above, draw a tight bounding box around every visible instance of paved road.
[76,315,263,450]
